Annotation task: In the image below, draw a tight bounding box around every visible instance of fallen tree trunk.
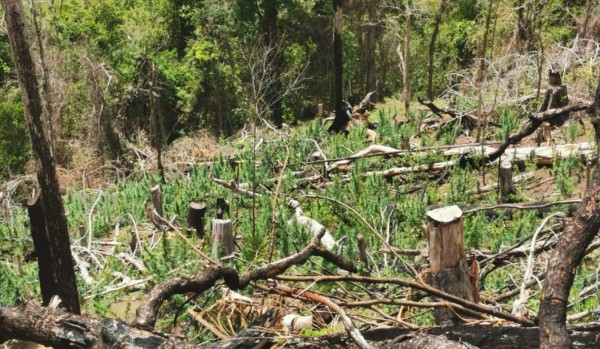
[0,303,199,349]
[327,142,594,174]
[282,323,600,349]
[2,304,598,349]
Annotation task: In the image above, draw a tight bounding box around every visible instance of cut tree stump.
[357,234,369,269]
[150,182,163,217]
[318,103,324,119]
[499,160,515,202]
[211,219,234,259]
[216,198,229,219]
[424,205,475,325]
[187,201,207,238]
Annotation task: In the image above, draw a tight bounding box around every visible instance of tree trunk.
[26,192,55,307]
[427,0,449,101]
[365,0,380,101]
[498,160,515,202]
[148,60,164,180]
[187,201,207,238]
[423,205,475,326]
[328,0,347,133]
[2,0,80,314]
[261,0,283,129]
[403,0,411,116]
[211,219,234,259]
[475,0,494,142]
[538,75,600,349]
[30,0,57,162]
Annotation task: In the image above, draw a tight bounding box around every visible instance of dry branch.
[134,229,356,328]
[275,284,373,349]
[275,274,534,326]
[485,102,590,163]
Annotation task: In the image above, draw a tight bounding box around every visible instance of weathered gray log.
[187,201,207,238]
[424,205,475,325]
[211,219,234,259]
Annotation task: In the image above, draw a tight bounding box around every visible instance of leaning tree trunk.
[261,0,284,129]
[427,0,449,101]
[538,75,600,349]
[2,0,80,314]
[328,0,347,133]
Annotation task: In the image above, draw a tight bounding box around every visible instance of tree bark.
[148,60,164,180]
[26,192,55,307]
[427,0,449,101]
[329,0,347,133]
[499,160,515,202]
[261,0,283,128]
[538,75,600,349]
[403,0,411,116]
[424,206,475,325]
[365,0,380,100]
[187,201,207,238]
[2,0,80,314]
[211,219,234,258]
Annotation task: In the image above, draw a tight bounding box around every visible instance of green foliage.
[553,155,582,197]
[495,108,520,141]
[0,90,30,178]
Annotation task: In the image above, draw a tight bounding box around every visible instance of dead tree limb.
[538,76,600,348]
[275,284,373,349]
[275,274,535,326]
[134,229,356,328]
[485,102,590,163]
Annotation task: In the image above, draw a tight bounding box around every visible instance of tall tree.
[2,0,80,314]
[260,0,284,129]
[402,0,411,116]
[364,0,380,100]
[329,0,348,133]
[427,0,449,101]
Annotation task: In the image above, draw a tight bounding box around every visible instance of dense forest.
[1,0,600,348]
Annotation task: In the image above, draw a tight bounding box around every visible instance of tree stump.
[211,219,234,259]
[317,103,324,119]
[187,201,207,238]
[216,198,229,219]
[423,205,475,326]
[499,160,515,202]
[538,70,570,126]
[357,234,369,269]
[150,182,163,217]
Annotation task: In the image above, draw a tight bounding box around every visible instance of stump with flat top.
[499,160,515,202]
[211,219,234,259]
[424,205,475,326]
[187,201,207,238]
